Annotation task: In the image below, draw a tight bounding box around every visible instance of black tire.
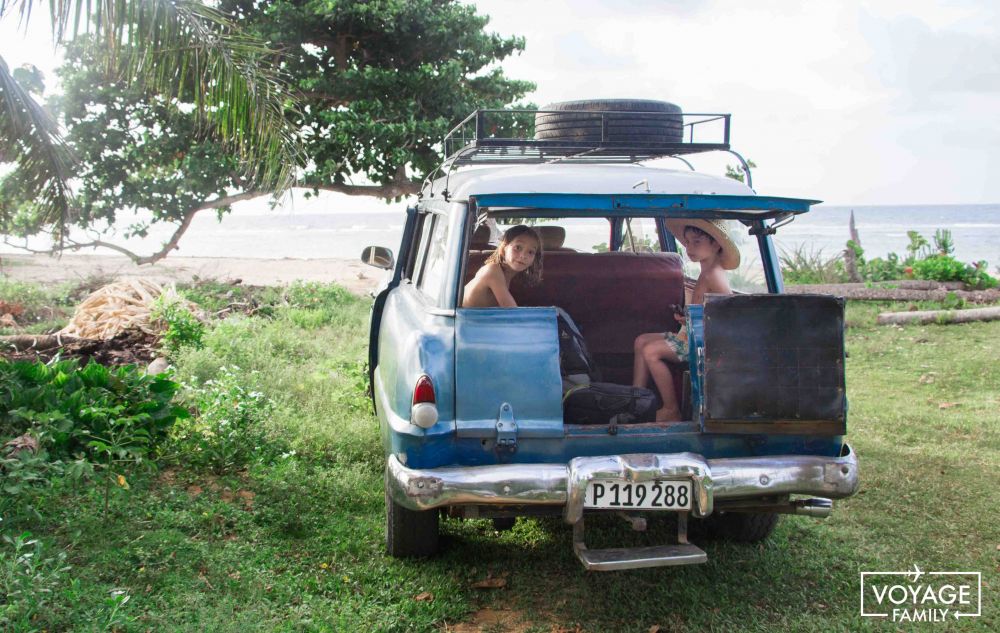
[534,99,683,143]
[699,511,780,543]
[385,480,440,558]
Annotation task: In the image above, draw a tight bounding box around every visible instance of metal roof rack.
[441,108,732,166]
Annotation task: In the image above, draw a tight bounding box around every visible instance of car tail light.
[411,375,438,428]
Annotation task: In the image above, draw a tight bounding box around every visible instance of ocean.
[4,203,999,270]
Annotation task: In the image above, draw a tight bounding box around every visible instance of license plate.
[584,480,693,510]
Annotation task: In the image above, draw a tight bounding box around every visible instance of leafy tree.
[2,42,256,263]
[0,0,302,244]
[2,0,532,260]
[222,0,534,198]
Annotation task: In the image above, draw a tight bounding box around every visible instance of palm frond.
[0,0,302,192]
[0,54,74,240]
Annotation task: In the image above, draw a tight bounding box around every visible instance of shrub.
[903,254,997,289]
[152,294,205,355]
[779,246,849,284]
[172,366,278,473]
[860,252,907,282]
[0,359,187,462]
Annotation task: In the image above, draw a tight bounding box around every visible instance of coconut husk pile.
[57,278,201,340]
[1,278,202,366]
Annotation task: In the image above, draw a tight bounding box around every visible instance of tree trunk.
[784,284,1000,303]
[0,334,84,351]
[844,210,862,283]
[877,306,1000,326]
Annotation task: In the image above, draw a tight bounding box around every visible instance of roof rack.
[441,108,732,167]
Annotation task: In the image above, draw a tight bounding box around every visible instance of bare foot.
[654,407,682,422]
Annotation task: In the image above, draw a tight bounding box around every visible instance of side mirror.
[361,245,394,270]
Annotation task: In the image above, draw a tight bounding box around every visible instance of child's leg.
[632,333,663,388]
[640,339,682,421]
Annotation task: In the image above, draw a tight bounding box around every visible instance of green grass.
[2,284,997,631]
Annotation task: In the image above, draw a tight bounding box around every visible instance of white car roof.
[429,163,755,200]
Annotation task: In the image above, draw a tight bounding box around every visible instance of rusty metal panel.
[702,294,846,433]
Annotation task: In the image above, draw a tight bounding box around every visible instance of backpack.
[563,382,659,426]
[555,307,601,382]
[554,308,659,426]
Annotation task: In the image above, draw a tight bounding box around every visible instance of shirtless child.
[463,224,543,308]
[632,219,739,421]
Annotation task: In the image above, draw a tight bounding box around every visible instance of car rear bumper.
[386,444,859,522]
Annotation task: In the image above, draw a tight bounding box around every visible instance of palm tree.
[0,0,301,243]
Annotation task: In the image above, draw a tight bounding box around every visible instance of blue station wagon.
[362,102,859,571]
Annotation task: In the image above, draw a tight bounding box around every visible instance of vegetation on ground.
[1,279,997,631]
[781,228,998,289]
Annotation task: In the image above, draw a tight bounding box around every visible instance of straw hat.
[665,218,741,270]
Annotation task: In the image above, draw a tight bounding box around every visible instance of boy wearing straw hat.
[632,219,740,421]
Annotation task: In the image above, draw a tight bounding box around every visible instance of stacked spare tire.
[534,99,684,144]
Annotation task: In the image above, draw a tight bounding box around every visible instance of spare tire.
[534,99,683,143]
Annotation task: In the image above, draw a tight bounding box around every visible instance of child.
[462,224,543,307]
[632,219,739,421]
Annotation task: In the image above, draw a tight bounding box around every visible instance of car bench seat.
[464,250,686,384]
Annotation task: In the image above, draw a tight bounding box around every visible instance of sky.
[470,0,999,205]
[2,0,998,209]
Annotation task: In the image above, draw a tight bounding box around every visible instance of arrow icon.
[910,564,923,582]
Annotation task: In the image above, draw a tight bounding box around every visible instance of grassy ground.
[2,283,997,631]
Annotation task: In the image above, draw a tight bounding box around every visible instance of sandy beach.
[0,253,384,295]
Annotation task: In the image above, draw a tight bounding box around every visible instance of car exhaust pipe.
[789,497,833,518]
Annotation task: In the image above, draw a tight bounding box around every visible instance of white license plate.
[584,480,693,510]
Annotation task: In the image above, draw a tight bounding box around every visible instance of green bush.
[910,254,998,288]
[860,252,906,282]
[911,254,969,283]
[0,359,187,462]
[171,366,279,473]
[152,295,205,355]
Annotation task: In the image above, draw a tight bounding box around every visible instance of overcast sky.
[3,0,997,207]
[472,0,999,205]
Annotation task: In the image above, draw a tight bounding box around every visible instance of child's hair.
[485,224,543,286]
[683,225,716,243]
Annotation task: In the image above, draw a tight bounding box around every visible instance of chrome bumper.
[386,444,859,523]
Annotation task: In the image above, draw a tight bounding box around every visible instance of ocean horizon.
[3,203,999,271]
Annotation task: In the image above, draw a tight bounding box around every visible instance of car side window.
[409,213,435,284]
[417,213,451,303]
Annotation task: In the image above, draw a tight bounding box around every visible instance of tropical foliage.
[0,0,533,260]
[782,227,998,288]
[223,0,535,198]
[0,0,302,248]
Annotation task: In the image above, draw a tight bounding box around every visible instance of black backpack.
[563,382,659,426]
[555,307,600,381]
[554,308,659,426]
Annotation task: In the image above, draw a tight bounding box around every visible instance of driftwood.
[877,306,1000,326]
[785,282,999,303]
[0,334,83,351]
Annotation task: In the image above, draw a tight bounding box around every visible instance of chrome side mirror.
[361,245,394,270]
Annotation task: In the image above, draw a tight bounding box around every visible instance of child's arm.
[482,263,518,308]
[691,267,732,304]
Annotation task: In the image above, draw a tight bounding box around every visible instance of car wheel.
[534,99,684,144]
[385,480,439,557]
[698,511,780,543]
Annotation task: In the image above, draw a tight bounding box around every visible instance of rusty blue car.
[362,102,859,571]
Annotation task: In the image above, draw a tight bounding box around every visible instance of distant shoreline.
[0,253,383,295]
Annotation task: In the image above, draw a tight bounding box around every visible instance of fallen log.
[0,334,84,351]
[785,284,1000,303]
[876,306,1000,326]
